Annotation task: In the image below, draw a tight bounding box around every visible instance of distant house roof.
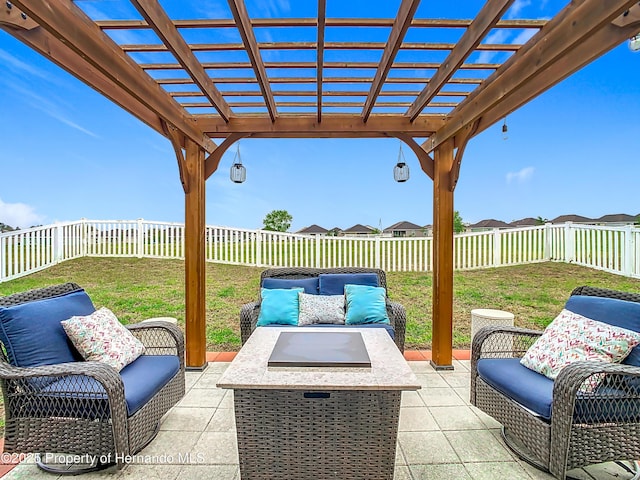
[594,213,638,223]
[383,221,423,232]
[469,219,512,229]
[510,217,539,227]
[296,224,328,234]
[343,224,376,234]
[551,214,593,223]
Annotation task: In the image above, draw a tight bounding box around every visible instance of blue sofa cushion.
[477,358,554,420]
[0,289,95,367]
[478,357,640,423]
[318,273,379,295]
[262,277,319,295]
[39,355,180,416]
[301,323,396,340]
[565,295,640,366]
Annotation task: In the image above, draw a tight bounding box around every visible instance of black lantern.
[230,144,246,183]
[393,143,409,182]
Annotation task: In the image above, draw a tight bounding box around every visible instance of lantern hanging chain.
[397,142,406,164]
[234,142,242,165]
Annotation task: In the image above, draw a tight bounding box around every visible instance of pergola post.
[431,138,455,370]
[184,138,207,370]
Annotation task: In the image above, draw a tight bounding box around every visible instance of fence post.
[53,222,64,263]
[0,234,5,282]
[314,236,321,268]
[256,230,263,267]
[623,225,634,276]
[564,222,575,263]
[375,236,381,269]
[136,219,144,258]
[492,229,501,267]
[543,223,552,260]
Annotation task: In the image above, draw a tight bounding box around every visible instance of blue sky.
[1,0,639,232]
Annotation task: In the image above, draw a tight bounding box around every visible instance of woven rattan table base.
[234,389,401,480]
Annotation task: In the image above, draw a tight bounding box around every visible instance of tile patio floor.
[1,359,637,480]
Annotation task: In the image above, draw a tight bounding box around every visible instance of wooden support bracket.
[0,2,38,30]
[162,121,190,193]
[204,133,247,180]
[395,133,435,180]
[450,119,480,191]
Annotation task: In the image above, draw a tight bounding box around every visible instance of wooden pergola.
[2,0,639,369]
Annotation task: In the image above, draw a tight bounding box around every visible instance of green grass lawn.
[2,257,640,350]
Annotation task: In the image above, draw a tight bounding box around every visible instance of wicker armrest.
[240,301,260,345]
[471,325,542,365]
[387,300,406,352]
[128,321,184,361]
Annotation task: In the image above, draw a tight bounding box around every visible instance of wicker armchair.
[240,267,407,352]
[0,283,185,472]
[471,286,640,479]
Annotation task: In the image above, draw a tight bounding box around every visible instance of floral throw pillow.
[520,309,640,391]
[298,293,345,326]
[61,307,145,371]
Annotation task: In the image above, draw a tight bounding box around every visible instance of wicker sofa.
[471,285,640,479]
[0,283,185,472]
[240,267,407,352]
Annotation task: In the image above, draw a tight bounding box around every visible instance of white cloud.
[0,198,45,229]
[0,48,50,80]
[476,30,510,64]
[506,166,534,184]
[512,29,538,45]
[507,0,532,19]
[4,82,98,138]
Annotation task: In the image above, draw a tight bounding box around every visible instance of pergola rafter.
[130,0,232,123]
[2,0,639,370]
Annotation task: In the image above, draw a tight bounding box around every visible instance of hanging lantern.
[393,143,409,182]
[230,143,246,183]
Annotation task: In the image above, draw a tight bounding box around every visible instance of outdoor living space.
[0,357,636,480]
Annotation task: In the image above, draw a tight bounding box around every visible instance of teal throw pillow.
[344,284,390,325]
[257,288,304,326]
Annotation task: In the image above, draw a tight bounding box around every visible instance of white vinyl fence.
[1,220,639,283]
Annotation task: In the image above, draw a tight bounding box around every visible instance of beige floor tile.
[160,407,216,431]
[178,388,226,408]
[464,461,533,479]
[401,390,425,406]
[398,431,460,464]
[410,463,472,479]
[419,387,467,407]
[445,430,514,462]
[205,407,236,432]
[399,406,439,431]
[176,464,239,480]
[430,405,486,431]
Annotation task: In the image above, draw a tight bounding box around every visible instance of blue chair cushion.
[477,358,554,420]
[478,357,640,424]
[565,295,640,366]
[262,277,319,295]
[39,355,180,416]
[0,289,95,367]
[318,273,379,295]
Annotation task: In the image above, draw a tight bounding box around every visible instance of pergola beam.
[317,0,326,122]
[473,19,640,137]
[425,0,640,153]
[227,0,278,122]
[362,0,420,122]
[130,0,232,123]
[8,0,215,154]
[407,0,514,121]
[196,115,445,138]
[96,18,547,29]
